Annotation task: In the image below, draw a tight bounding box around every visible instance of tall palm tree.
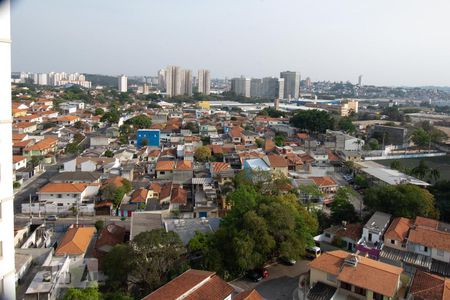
[428,168,440,183]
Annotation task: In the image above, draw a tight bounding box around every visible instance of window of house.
[160,171,165,175]
[354,286,366,296]
[373,292,384,300]
[391,239,395,244]
[325,233,331,238]
[423,246,428,252]
[57,203,63,207]
[327,274,336,282]
[57,194,62,198]
[340,282,351,291]
[50,194,53,196]
[437,249,444,256]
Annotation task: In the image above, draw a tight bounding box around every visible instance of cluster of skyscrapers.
[158,66,211,97]
[17,71,92,88]
[231,71,300,99]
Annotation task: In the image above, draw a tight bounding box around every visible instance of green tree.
[130,229,187,297]
[411,160,430,180]
[411,128,431,148]
[364,184,439,219]
[274,134,286,147]
[428,180,450,222]
[103,244,134,289]
[290,109,334,133]
[63,287,101,300]
[194,146,212,162]
[65,142,80,154]
[390,160,403,171]
[104,150,114,157]
[337,117,356,133]
[367,138,380,150]
[94,108,104,116]
[258,107,286,118]
[95,220,105,232]
[125,114,152,129]
[330,188,359,224]
[101,109,120,123]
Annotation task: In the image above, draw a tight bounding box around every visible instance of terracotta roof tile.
[309,250,402,297]
[175,160,193,170]
[415,216,439,229]
[408,225,450,252]
[142,269,233,300]
[39,182,88,193]
[55,226,96,256]
[171,186,187,205]
[409,270,449,300]
[384,217,412,241]
[267,154,288,168]
[234,289,264,300]
[156,160,175,171]
[211,162,231,174]
[131,188,148,203]
[309,176,337,187]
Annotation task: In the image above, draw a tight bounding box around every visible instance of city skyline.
[10,0,450,87]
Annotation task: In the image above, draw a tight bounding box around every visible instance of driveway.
[230,260,310,300]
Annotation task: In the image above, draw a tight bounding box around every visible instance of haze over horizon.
[10,0,450,87]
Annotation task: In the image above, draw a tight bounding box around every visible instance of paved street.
[231,260,309,300]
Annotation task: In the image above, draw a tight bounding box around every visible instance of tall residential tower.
[0,1,17,298]
[118,75,128,92]
[280,71,300,99]
[197,69,211,95]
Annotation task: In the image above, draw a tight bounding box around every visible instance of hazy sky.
[10,0,450,86]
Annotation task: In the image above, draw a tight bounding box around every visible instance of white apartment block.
[0,1,16,298]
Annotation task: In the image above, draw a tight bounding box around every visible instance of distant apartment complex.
[230,76,251,97]
[18,71,92,88]
[165,66,193,97]
[231,76,285,99]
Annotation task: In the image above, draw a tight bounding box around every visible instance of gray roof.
[50,171,102,183]
[130,212,164,240]
[164,218,221,245]
[364,211,392,233]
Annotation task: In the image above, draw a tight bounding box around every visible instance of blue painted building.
[136,129,160,148]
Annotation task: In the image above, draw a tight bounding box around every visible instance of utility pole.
[29,194,32,225]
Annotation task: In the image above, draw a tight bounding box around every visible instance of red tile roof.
[409,270,450,300]
[211,162,231,174]
[142,269,233,300]
[267,154,288,168]
[55,226,96,256]
[175,160,193,170]
[234,289,264,300]
[309,176,337,187]
[39,183,88,193]
[171,186,187,205]
[384,217,412,241]
[156,160,175,171]
[130,188,148,203]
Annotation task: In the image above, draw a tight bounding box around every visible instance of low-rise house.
[23,137,58,157]
[229,126,244,144]
[170,185,188,211]
[155,160,175,180]
[55,115,80,125]
[63,157,120,173]
[309,176,338,194]
[310,148,329,164]
[263,154,289,176]
[55,225,96,258]
[50,171,102,183]
[23,182,100,215]
[13,122,37,134]
[192,177,218,218]
[357,211,391,260]
[308,250,403,300]
[173,160,193,185]
[129,188,150,208]
[142,269,234,300]
[383,217,412,251]
[241,130,258,146]
[407,270,450,300]
[315,223,363,252]
[13,155,28,171]
[210,162,234,183]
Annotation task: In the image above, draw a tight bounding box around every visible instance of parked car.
[46,215,58,222]
[279,256,297,266]
[247,268,269,282]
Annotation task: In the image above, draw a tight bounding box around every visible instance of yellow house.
[197,100,210,110]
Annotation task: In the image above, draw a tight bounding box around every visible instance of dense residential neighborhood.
[4,76,450,300]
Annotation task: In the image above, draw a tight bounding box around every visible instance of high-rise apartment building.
[166,66,182,97]
[37,73,48,85]
[262,77,284,99]
[198,69,211,95]
[250,78,262,98]
[182,69,193,96]
[158,69,166,91]
[118,75,128,92]
[0,1,17,299]
[230,77,250,97]
[358,75,363,86]
[280,71,300,99]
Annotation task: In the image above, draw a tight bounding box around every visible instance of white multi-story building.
[198,69,211,95]
[118,74,127,92]
[230,76,250,97]
[0,1,16,298]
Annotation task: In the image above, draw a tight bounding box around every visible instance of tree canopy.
[363,184,439,219]
[191,173,318,279]
[194,146,212,162]
[290,110,334,133]
[337,117,356,133]
[124,114,152,129]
